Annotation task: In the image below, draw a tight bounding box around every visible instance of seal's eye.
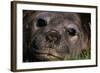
[37,18,47,27]
[66,28,76,36]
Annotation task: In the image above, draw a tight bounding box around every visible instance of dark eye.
[36,18,47,27]
[67,28,76,36]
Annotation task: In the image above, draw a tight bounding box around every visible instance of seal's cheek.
[69,35,78,44]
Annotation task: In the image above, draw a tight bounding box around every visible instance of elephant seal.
[23,11,91,62]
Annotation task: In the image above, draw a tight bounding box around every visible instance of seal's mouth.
[32,48,64,61]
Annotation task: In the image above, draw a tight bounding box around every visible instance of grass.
[64,49,91,60]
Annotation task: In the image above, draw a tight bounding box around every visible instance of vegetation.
[65,49,91,60]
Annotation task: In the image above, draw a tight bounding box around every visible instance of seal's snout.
[45,30,61,43]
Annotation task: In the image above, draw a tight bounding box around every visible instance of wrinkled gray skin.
[24,11,90,61]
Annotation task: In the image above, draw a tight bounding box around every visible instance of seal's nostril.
[46,30,61,43]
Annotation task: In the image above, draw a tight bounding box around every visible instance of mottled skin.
[23,11,90,62]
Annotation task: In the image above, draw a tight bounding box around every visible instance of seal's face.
[30,12,89,61]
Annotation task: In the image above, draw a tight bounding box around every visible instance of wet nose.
[46,30,61,43]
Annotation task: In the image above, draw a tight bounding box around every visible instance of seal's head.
[25,12,90,61]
